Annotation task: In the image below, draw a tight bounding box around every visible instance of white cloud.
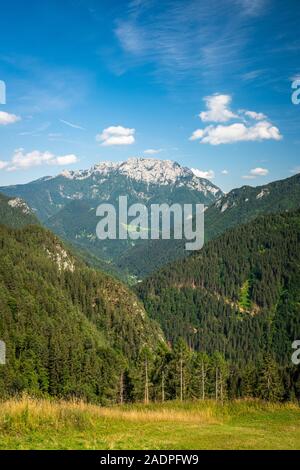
[2,149,78,171]
[190,129,205,141]
[235,0,267,17]
[113,0,268,83]
[240,69,265,82]
[0,111,21,125]
[143,148,163,155]
[242,174,256,180]
[55,154,78,166]
[19,122,51,136]
[96,125,135,146]
[250,167,269,176]
[60,119,85,130]
[242,167,269,179]
[221,169,229,175]
[192,168,215,180]
[0,161,8,170]
[243,110,267,120]
[191,94,281,145]
[190,121,282,145]
[199,94,237,122]
[290,166,300,174]
[48,133,63,138]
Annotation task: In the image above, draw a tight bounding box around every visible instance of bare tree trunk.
[162,371,165,403]
[220,371,223,404]
[180,358,183,402]
[144,359,149,404]
[120,371,124,405]
[201,362,205,400]
[215,368,218,401]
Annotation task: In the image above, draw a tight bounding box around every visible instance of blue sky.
[0,0,299,191]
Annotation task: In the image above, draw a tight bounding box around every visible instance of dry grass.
[98,405,219,424]
[0,396,220,430]
[0,396,300,450]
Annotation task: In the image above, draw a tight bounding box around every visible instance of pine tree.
[257,353,284,401]
[152,342,171,402]
[241,363,257,398]
[191,352,210,400]
[212,352,229,402]
[171,338,191,401]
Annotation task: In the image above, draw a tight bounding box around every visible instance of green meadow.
[0,398,300,450]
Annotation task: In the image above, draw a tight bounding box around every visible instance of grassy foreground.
[0,398,300,450]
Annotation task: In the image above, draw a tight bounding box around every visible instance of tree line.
[118,339,294,404]
[137,210,300,402]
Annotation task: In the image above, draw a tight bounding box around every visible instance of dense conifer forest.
[1,191,300,403]
[0,223,164,403]
[138,210,300,400]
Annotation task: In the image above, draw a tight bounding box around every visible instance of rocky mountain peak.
[59,157,222,196]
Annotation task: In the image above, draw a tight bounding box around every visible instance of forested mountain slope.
[125,173,300,279]
[138,209,300,368]
[205,172,300,242]
[0,224,163,402]
[0,192,38,228]
[0,158,222,221]
[0,158,222,279]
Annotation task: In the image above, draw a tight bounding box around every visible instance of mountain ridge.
[0,222,164,402]
[138,208,300,368]
[204,172,300,241]
[0,192,39,228]
[116,172,300,278]
[57,157,222,196]
[0,158,223,279]
[0,157,223,222]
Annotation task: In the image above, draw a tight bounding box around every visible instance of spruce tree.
[257,354,284,401]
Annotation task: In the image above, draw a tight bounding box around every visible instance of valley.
[1,163,300,404]
[1,0,299,454]
[0,158,222,280]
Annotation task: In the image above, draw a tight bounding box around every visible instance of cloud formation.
[143,148,163,155]
[114,0,269,82]
[243,110,267,120]
[199,95,237,122]
[250,167,269,176]
[96,126,135,146]
[242,167,269,179]
[290,166,300,175]
[0,149,78,171]
[0,161,8,170]
[192,168,215,179]
[190,121,282,145]
[0,111,21,126]
[190,94,282,145]
[60,119,85,130]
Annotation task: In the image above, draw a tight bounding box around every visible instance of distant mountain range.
[204,172,300,241]
[118,172,300,278]
[0,158,222,220]
[1,164,300,402]
[0,158,222,280]
[1,160,300,280]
